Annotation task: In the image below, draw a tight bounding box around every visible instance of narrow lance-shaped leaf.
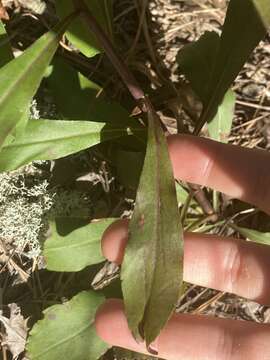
[121,102,183,346]
[232,224,270,246]
[0,14,75,149]
[44,218,115,272]
[0,118,141,172]
[26,291,110,360]
[0,20,25,145]
[194,0,267,134]
[0,22,32,139]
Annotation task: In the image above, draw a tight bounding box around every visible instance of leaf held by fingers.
[121,102,183,346]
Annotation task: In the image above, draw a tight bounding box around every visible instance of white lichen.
[0,163,94,259]
[0,92,92,259]
[0,165,53,258]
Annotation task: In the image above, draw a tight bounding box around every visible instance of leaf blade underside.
[121,102,183,346]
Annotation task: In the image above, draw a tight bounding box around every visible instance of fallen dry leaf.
[0,303,28,359]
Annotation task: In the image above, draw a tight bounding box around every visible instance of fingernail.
[147,342,158,355]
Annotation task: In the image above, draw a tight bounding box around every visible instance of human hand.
[95,135,270,360]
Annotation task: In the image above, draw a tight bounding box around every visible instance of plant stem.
[74,0,216,219]
[212,190,219,213]
[73,0,145,103]
[189,183,217,221]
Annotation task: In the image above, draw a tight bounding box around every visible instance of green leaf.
[0,16,74,150]
[121,104,183,346]
[233,225,270,246]
[252,0,270,27]
[194,0,267,133]
[0,119,139,172]
[55,0,113,57]
[176,182,190,205]
[0,20,13,67]
[208,89,236,143]
[177,31,220,103]
[0,21,30,140]
[0,21,28,139]
[48,58,131,124]
[26,291,110,360]
[48,58,100,119]
[44,218,115,272]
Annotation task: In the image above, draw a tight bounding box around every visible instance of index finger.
[168,135,270,214]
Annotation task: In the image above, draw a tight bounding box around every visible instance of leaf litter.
[0,303,28,359]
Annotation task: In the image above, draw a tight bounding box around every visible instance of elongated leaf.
[208,89,236,143]
[252,0,270,27]
[0,22,17,146]
[233,225,270,246]
[0,21,29,139]
[44,218,115,272]
[121,104,183,345]
[56,0,113,57]
[26,291,110,360]
[0,16,74,149]
[0,20,13,67]
[194,0,267,133]
[0,119,140,172]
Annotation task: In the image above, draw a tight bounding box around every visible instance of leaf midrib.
[3,128,125,149]
[144,116,162,313]
[46,238,99,251]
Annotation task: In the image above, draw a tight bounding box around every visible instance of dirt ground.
[0,0,270,359]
